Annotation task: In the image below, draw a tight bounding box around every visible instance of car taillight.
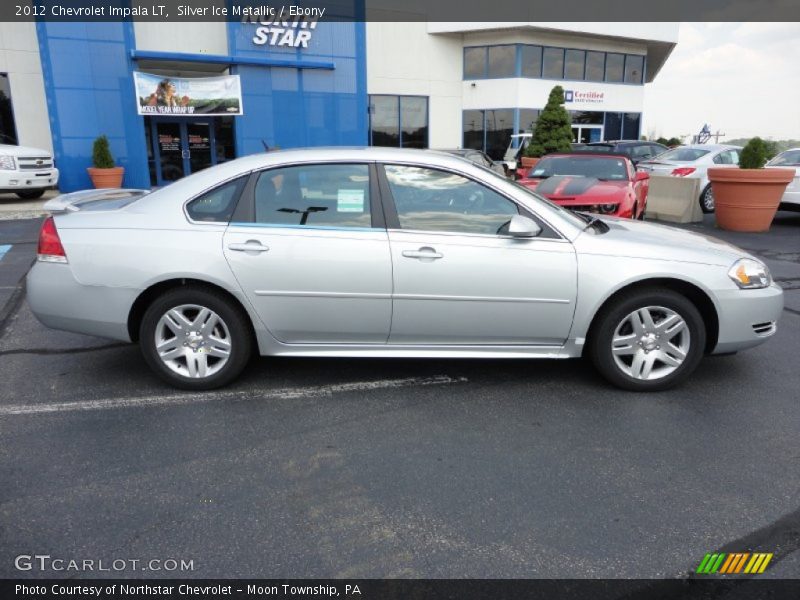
[671,167,696,176]
[37,216,68,263]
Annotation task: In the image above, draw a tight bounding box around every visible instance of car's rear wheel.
[588,288,705,391]
[16,189,45,200]
[140,287,252,390]
[700,183,715,213]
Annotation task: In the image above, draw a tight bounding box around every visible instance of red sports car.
[518,153,650,219]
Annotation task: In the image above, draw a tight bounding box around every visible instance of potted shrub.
[87,135,124,188]
[709,137,793,232]
[522,85,573,169]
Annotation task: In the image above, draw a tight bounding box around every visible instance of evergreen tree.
[525,85,573,158]
[92,135,115,169]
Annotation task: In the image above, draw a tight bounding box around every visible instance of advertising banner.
[134,72,243,116]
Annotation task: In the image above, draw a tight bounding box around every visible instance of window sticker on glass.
[338,189,365,213]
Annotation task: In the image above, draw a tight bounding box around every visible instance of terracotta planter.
[708,168,793,232]
[87,166,124,189]
[520,156,540,169]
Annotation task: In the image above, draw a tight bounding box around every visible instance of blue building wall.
[227,20,368,156]
[37,15,368,193]
[36,22,150,192]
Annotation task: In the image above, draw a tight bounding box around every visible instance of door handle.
[228,241,269,253]
[402,247,443,260]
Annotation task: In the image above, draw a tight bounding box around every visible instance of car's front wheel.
[588,288,706,391]
[140,287,252,390]
[700,183,715,213]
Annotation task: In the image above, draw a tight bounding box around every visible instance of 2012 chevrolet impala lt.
[27,148,783,391]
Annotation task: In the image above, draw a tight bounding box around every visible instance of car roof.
[676,144,742,151]
[438,148,480,155]
[542,152,631,161]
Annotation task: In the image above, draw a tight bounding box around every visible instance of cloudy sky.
[642,22,800,143]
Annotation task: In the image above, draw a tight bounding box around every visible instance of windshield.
[528,156,629,181]
[767,150,800,167]
[655,147,710,162]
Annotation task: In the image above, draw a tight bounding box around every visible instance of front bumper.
[27,261,137,342]
[0,168,59,191]
[712,283,784,354]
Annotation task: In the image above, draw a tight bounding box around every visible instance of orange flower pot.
[87,167,125,189]
[520,156,540,169]
[708,168,793,232]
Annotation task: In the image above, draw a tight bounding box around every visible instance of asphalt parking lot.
[0,212,799,579]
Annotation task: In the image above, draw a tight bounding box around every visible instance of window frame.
[376,162,561,240]
[229,162,386,231]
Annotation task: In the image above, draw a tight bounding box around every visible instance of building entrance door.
[148,118,217,186]
[572,125,603,144]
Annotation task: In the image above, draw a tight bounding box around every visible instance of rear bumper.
[712,283,784,354]
[26,261,136,342]
[0,168,59,191]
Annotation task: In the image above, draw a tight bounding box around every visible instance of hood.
[0,144,53,157]
[524,175,628,204]
[576,216,754,267]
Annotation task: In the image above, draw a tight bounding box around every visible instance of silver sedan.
[27,148,783,391]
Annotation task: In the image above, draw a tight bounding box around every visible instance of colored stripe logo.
[696,552,773,574]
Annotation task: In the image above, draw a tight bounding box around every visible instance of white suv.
[0,143,59,199]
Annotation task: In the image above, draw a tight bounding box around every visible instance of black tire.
[139,287,253,390]
[700,183,715,213]
[16,189,45,200]
[588,288,706,392]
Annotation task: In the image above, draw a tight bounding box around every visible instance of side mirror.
[507,214,542,238]
[634,171,650,182]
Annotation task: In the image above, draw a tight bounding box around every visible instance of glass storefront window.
[605,53,624,83]
[485,109,514,161]
[0,74,18,145]
[518,109,539,134]
[571,111,604,125]
[369,95,400,147]
[542,47,565,79]
[585,51,605,82]
[564,49,585,80]
[400,96,428,149]
[214,117,236,163]
[488,45,517,78]
[463,110,484,151]
[521,46,542,78]
[369,95,428,149]
[623,113,641,139]
[605,112,623,140]
[464,47,486,79]
[624,55,645,84]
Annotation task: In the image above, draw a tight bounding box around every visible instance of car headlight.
[598,204,618,214]
[0,155,16,170]
[728,258,771,289]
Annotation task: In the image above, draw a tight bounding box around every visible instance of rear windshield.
[529,156,629,181]
[768,150,800,167]
[656,148,710,162]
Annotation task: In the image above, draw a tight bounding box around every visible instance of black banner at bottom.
[4,579,800,600]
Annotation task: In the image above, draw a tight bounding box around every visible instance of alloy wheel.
[154,304,232,378]
[611,306,691,381]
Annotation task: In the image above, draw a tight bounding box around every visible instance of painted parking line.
[0,244,11,262]
[0,375,469,416]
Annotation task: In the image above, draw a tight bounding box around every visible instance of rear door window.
[253,164,373,228]
[186,176,247,223]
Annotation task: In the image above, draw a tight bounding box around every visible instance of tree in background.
[525,85,573,158]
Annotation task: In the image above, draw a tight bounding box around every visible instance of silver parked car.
[766,148,800,211]
[637,144,742,213]
[28,148,782,392]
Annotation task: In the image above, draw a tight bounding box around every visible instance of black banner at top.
[5,0,800,22]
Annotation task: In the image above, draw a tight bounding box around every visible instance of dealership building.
[0,19,678,192]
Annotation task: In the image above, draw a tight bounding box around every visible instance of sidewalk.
[0,189,58,221]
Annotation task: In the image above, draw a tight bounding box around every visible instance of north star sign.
[246,15,321,48]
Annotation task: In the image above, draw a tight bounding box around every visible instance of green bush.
[525,85,573,158]
[738,137,769,169]
[92,135,115,169]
